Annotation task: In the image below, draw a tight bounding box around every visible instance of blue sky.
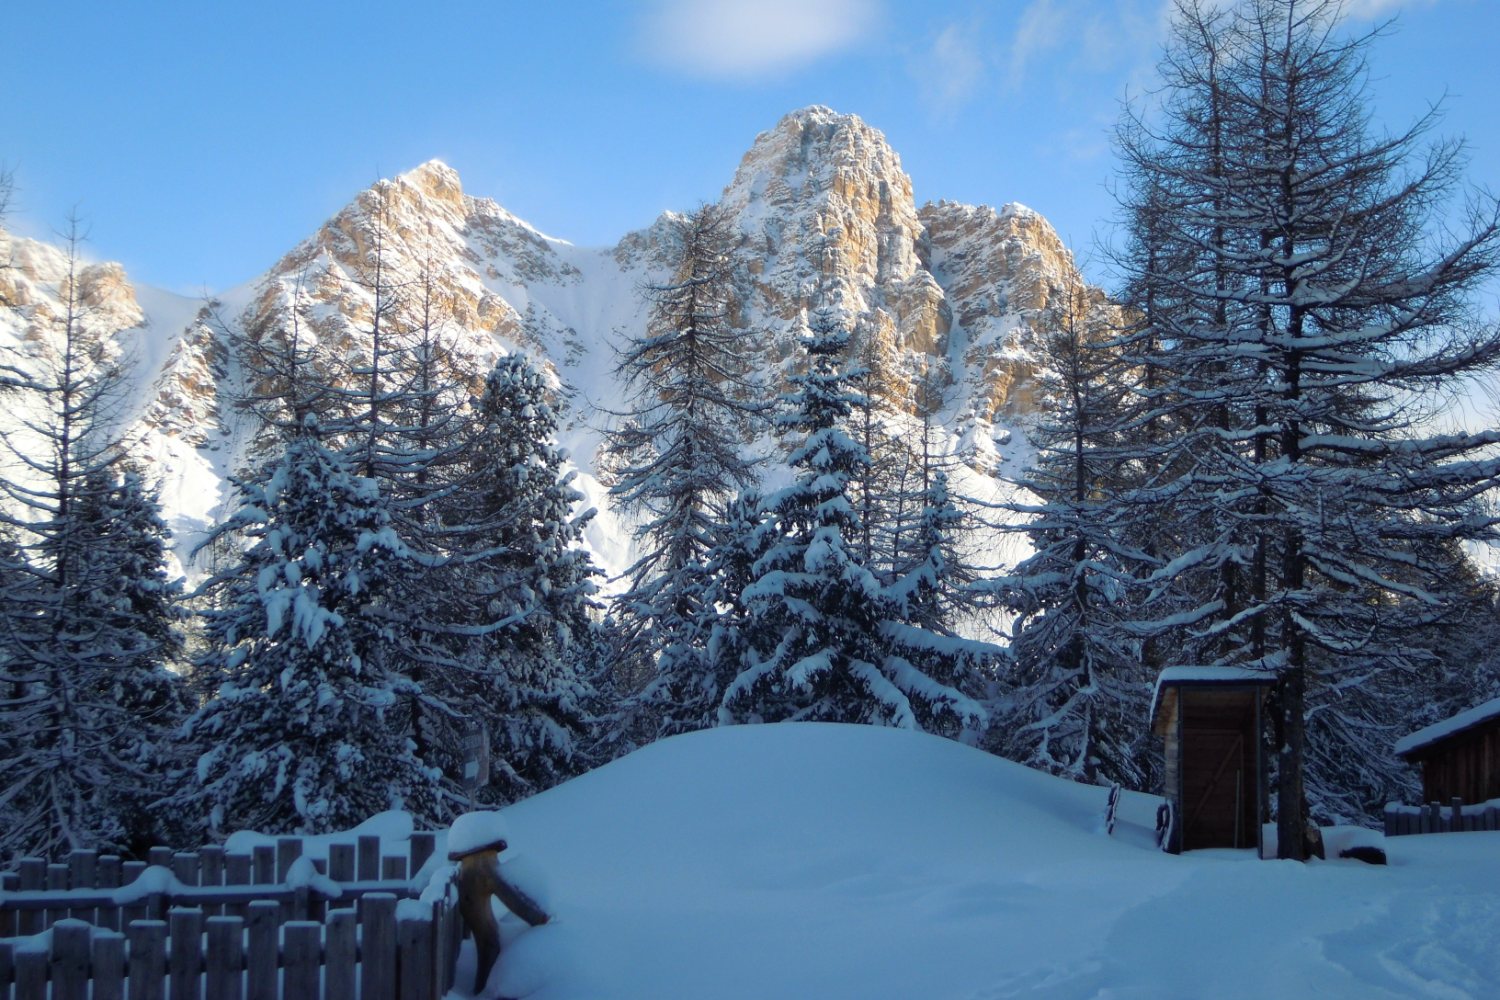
[4,0,1497,296]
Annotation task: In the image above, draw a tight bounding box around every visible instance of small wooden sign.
[459,725,490,790]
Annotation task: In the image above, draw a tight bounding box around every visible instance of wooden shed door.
[1182,729,1249,849]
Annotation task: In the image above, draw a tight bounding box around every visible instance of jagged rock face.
[0,234,143,362]
[718,107,951,394]
[1,105,1109,573]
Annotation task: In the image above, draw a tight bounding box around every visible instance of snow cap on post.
[447,810,510,860]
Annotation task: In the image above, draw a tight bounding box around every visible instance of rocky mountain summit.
[0,106,1105,576]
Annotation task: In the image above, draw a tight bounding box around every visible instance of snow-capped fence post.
[325,908,358,1000]
[50,920,91,1000]
[127,919,167,1000]
[397,909,434,1000]
[360,892,398,1000]
[245,900,279,1000]
[96,857,122,931]
[283,921,322,1000]
[168,908,203,1000]
[13,947,45,1000]
[205,915,243,1000]
[16,860,42,936]
[91,929,125,1000]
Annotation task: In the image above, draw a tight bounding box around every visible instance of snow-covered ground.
[434,724,1500,999]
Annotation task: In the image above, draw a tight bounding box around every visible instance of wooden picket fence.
[1383,797,1500,836]
[0,834,463,1000]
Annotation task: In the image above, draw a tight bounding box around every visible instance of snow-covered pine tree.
[182,419,442,838]
[604,203,763,738]
[977,276,1154,786]
[432,353,601,801]
[0,220,188,862]
[1114,0,1500,853]
[721,297,985,733]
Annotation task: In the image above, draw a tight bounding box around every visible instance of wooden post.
[282,922,321,1000]
[172,854,201,893]
[67,851,98,923]
[0,941,14,1000]
[199,848,224,919]
[121,862,148,927]
[47,863,69,927]
[205,917,244,1000]
[324,909,357,1000]
[251,847,274,888]
[276,839,302,883]
[169,908,205,1000]
[359,893,398,1000]
[98,856,123,932]
[381,856,407,883]
[94,931,127,1000]
[147,848,173,871]
[244,901,279,1000]
[357,836,380,882]
[1451,797,1463,833]
[409,833,436,878]
[127,920,167,1000]
[328,844,355,885]
[14,949,47,1000]
[17,859,44,936]
[397,911,434,1000]
[0,876,15,938]
[51,920,92,1000]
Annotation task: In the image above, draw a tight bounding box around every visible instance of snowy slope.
[426,724,1500,1000]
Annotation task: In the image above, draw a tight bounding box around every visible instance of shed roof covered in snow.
[1150,667,1276,736]
[1395,697,1500,759]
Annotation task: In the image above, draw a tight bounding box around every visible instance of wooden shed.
[1394,696,1500,806]
[1151,667,1277,854]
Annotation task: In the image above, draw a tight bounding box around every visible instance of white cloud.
[1342,0,1441,20]
[912,23,988,119]
[1007,0,1068,90]
[637,0,882,80]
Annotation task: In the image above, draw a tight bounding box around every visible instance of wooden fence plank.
[17,860,43,936]
[170,908,204,1000]
[0,941,14,1000]
[147,848,173,871]
[282,922,321,1000]
[360,893,397,1000]
[381,856,407,882]
[325,909,357,1000]
[127,920,167,1000]
[397,911,434,1000]
[98,857,123,931]
[276,839,302,883]
[47,864,69,926]
[67,852,97,923]
[329,844,355,884]
[245,902,279,1000]
[0,879,14,938]
[205,916,244,1000]
[13,950,46,1000]
[172,854,201,891]
[251,847,274,889]
[357,836,380,882]
[409,833,435,877]
[51,920,92,1000]
[121,862,149,927]
[93,932,127,1000]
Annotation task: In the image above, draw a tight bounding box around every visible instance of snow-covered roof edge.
[1394,696,1500,758]
[1149,666,1277,725]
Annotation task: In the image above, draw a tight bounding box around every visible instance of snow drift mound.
[469,723,1500,999]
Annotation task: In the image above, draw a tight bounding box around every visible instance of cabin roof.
[1395,696,1500,759]
[1150,666,1277,736]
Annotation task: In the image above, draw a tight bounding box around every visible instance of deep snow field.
[419,724,1500,999]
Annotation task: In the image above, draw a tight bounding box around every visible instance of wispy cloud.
[911,22,987,120]
[1006,0,1171,93]
[1342,0,1442,20]
[636,0,882,80]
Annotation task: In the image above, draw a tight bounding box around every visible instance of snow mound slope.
[478,723,1500,999]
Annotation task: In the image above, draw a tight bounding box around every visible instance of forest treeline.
[2,0,1498,865]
